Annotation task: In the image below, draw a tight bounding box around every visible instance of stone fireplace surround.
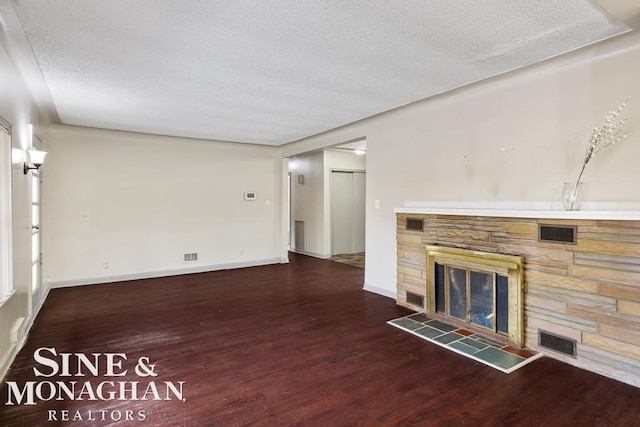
[395,203,640,388]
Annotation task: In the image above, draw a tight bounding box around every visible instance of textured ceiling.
[12,0,630,145]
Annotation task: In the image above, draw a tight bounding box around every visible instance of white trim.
[363,283,396,299]
[48,258,282,288]
[0,321,32,382]
[1,281,51,382]
[0,127,13,301]
[0,341,19,383]
[289,249,332,259]
[396,201,640,220]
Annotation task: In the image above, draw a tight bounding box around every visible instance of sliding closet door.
[331,171,365,255]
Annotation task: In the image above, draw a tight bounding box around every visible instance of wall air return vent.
[406,218,424,231]
[538,225,577,244]
[406,291,425,308]
[539,330,577,357]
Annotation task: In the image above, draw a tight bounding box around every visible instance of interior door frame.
[30,132,44,315]
[329,168,366,256]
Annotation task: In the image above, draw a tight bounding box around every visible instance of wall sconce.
[23,149,47,174]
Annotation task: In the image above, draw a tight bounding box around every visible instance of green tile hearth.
[391,317,424,331]
[414,326,443,339]
[474,347,526,370]
[388,313,542,374]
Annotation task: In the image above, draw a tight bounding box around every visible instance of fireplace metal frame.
[425,245,525,348]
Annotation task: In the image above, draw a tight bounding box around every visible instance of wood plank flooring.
[1,253,640,426]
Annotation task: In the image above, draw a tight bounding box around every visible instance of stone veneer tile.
[526,294,567,313]
[600,324,640,347]
[525,270,598,294]
[576,240,640,258]
[397,265,423,279]
[599,283,640,301]
[502,223,538,235]
[571,264,640,288]
[568,305,640,330]
[618,300,640,316]
[498,243,575,263]
[583,333,640,360]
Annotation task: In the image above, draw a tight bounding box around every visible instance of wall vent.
[406,218,424,231]
[294,220,305,250]
[406,291,425,308]
[538,225,576,244]
[183,253,198,262]
[539,330,577,357]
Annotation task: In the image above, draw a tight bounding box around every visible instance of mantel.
[394,201,640,221]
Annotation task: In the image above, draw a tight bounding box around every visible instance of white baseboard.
[0,284,52,382]
[0,341,18,383]
[363,283,396,299]
[289,249,332,259]
[48,258,282,289]
[0,317,32,383]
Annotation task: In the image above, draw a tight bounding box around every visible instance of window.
[0,121,13,304]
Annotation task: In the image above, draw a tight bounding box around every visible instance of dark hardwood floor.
[2,253,640,426]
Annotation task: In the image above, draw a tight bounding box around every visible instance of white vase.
[562,182,583,211]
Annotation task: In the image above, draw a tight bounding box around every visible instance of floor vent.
[406,291,425,308]
[538,225,576,244]
[406,218,424,231]
[539,330,576,357]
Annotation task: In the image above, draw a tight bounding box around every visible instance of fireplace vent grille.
[406,218,424,231]
[538,225,576,244]
[406,291,424,308]
[539,330,576,357]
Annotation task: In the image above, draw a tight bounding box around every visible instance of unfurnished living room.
[2,1,640,425]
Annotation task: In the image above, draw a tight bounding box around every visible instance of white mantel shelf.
[394,201,640,221]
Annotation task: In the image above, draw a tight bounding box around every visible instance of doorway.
[330,170,365,256]
[31,135,43,314]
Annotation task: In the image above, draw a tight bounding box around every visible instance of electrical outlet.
[103,261,109,269]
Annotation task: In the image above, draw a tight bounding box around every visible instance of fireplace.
[396,210,640,387]
[425,245,525,347]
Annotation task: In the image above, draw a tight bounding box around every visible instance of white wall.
[45,125,284,286]
[289,151,325,257]
[283,30,640,299]
[0,39,51,379]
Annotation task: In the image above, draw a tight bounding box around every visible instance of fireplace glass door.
[435,263,509,335]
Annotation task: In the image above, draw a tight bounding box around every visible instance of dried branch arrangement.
[568,97,630,209]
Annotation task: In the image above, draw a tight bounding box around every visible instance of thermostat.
[244,192,257,201]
